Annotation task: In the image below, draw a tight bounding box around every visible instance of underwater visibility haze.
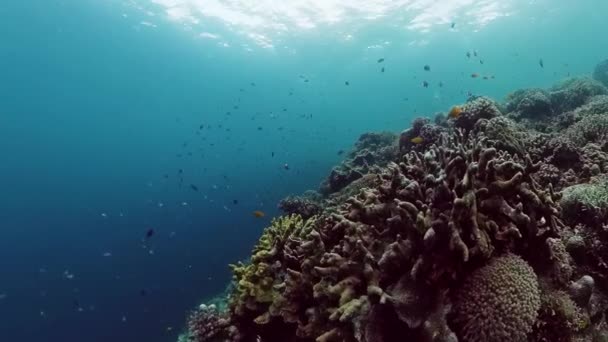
[2,0,608,341]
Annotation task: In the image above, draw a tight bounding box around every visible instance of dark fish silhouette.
[377,58,384,63]
[539,58,544,68]
[381,67,385,73]
[140,289,148,296]
[423,81,429,88]
[345,81,349,86]
[145,228,155,239]
[424,65,430,71]
[190,184,199,191]
[337,150,344,155]
[451,22,456,29]
[233,199,238,205]
[466,51,471,59]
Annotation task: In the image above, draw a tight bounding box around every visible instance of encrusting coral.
[181,63,608,342]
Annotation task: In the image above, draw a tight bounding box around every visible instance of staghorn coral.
[594,59,608,87]
[452,254,541,342]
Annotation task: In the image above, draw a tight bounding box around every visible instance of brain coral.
[453,254,541,342]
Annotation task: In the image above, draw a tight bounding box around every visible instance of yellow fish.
[410,136,424,144]
[449,106,463,119]
[253,210,266,218]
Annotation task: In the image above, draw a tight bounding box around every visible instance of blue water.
[1,0,607,341]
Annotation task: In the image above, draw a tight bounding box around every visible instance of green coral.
[562,178,608,209]
[561,177,608,225]
[532,288,589,342]
[229,214,316,316]
[453,254,541,342]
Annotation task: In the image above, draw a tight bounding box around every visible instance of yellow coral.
[229,214,317,319]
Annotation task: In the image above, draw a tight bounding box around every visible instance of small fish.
[271,151,275,157]
[449,106,463,119]
[410,136,424,144]
[140,289,147,296]
[466,51,471,59]
[451,22,456,29]
[145,228,155,239]
[473,51,478,57]
[337,150,344,155]
[190,184,199,192]
[377,58,384,63]
[539,58,544,68]
[422,81,429,88]
[257,126,263,131]
[483,76,489,80]
[381,67,385,73]
[471,73,479,78]
[423,65,430,71]
[345,81,349,86]
[253,210,265,218]
[283,163,290,170]
[233,199,238,205]
[439,81,443,88]
[480,60,484,64]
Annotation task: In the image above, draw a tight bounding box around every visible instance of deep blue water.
[1,0,607,341]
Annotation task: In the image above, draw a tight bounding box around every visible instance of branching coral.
[452,254,541,342]
[181,65,608,342]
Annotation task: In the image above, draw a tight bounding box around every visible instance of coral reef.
[549,77,608,113]
[452,96,502,131]
[320,132,398,195]
[186,304,232,342]
[505,88,553,120]
[452,254,540,342]
[594,59,608,87]
[278,191,323,219]
[180,62,608,342]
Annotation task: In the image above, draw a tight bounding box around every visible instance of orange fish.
[471,73,479,78]
[449,106,463,119]
[253,210,266,218]
[410,136,424,144]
